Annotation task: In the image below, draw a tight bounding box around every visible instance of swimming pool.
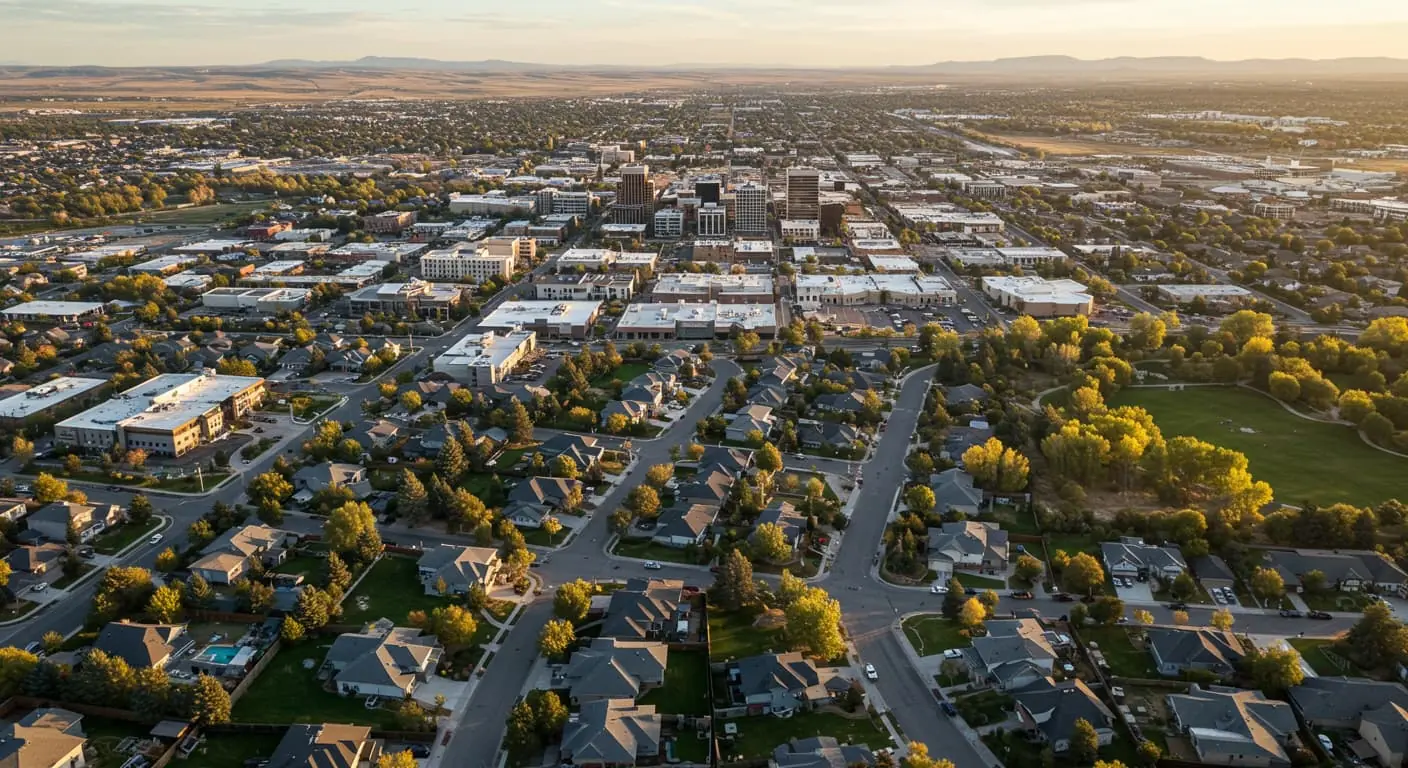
[195,644,240,665]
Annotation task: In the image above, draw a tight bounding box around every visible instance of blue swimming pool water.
[197,644,240,664]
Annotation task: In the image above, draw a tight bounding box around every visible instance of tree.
[280,617,305,643]
[941,578,966,620]
[1268,371,1301,402]
[1210,608,1235,631]
[146,584,183,623]
[9,435,34,465]
[436,438,467,480]
[32,473,67,504]
[1172,610,1189,625]
[1301,569,1328,593]
[186,573,213,608]
[1062,552,1106,597]
[63,453,82,476]
[554,579,593,623]
[1071,718,1100,764]
[324,501,377,552]
[751,523,792,563]
[755,443,783,474]
[959,597,986,630]
[295,585,331,630]
[217,358,258,377]
[785,586,846,660]
[396,470,429,524]
[509,400,534,444]
[190,674,232,725]
[542,516,563,542]
[1137,739,1162,767]
[777,569,808,608]
[901,742,956,768]
[1090,596,1125,625]
[906,485,936,515]
[246,471,292,517]
[733,331,761,356]
[41,631,64,655]
[1249,567,1285,603]
[1247,646,1305,694]
[645,463,674,489]
[549,455,579,480]
[377,751,421,768]
[1169,572,1198,601]
[1014,554,1044,584]
[539,618,576,659]
[399,390,422,412]
[0,648,39,699]
[326,552,352,592]
[626,485,660,519]
[1132,609,1155,625]
[712,549,757,611]
[1346,602,1408,669]
[426,605,479,648]
[128,494,154,524]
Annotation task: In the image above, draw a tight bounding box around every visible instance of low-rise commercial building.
[479,300,602,339]
[780,219,821,241]
[0,377,106,424]
[482,236,537,265]
[652,273,776,304]
[615,302,777,340]
[364,210,417,233]
[324,242,427,264]
[1155,284,1255,306]
[433,330,537,386]
[420,247,516,283]
[556,249,658,273]
[447,193,538,216]
[56,371,266,457]
[131,254,200,276]
[534,273,636,302]
[795,274,956,308]
[0,300,106,323]
[347,280,467,320]
[201,287,312,313]
[949,247,1066,269]
[982,276,1093,317]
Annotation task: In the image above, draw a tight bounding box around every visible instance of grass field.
[1109,386,1407,508]
[973,132,1184,158]
[639,649,711,716]
[708,607,784,662]
[591,362,652,388]
[340,555,450,625]
[723,711,892,759]
[232,644,400,729]
[1288,637,1359,676]
[188,732,285,768]
[1080,626,1159,677]
[901,615,972,657]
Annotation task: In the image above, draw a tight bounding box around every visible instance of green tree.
[1169,572,1198,600]
[554,579,594,623]
[549,455,579,480]
[711,548,757,611]
[751,522,792,563]
[1346,602,1408,669]
[941,578,965,620]
[1249,567,1285,603]
[785,586,846,660]
[396,470,429,524]
[1137,740,1162,767]
[280,617,306,643]
[509,400,534,444]
[906,485,936,515]
[0,647,39,699]
[539,618,576,659]
[146,584,184,623]
[755,443,783,474]
[1071,718,1100,764]
[32,473,67,504]
[9,435,34,465]
[1014,554,1044,584]
[189,674,232,725]
[436,438,467,480]
[626,485,660,519]
[323,501,377,552]
[128,494,155,524]
[399,391,422,412]
[1246,646,1305,694]
[1061,552,1105,597]
[426,605,479,648]
[645,463,674,489]
[246,471,293,515]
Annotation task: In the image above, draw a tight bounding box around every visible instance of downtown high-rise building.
[732,181,768,235]
[785,167,821,221]
[615,164,653,225]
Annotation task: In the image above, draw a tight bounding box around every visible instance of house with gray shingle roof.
[945,383,989,409]
[1012,676,1116,754]
[1290,677,1408,755]
[416,544,501,596]
[773,737,874,768]
[95,621,188,669]
[508,476,583,511]
[930,468,982,517]
[1169,684,1297,767]
[558,638,668,705]
[267,723,383,768]
[1101,537,1186,581]
[927,521,1008,581]
[725,652,851,714]
[602,578,689,641]
[560,699,661,768]
[969,619,1058,691]
[797,420,862,452]
[752,500,807,555]
[0,707,87,768]
[1260,548,1408,596]
[321,622,441,700]
[650,503,717,549]
[1147,628,1244,679]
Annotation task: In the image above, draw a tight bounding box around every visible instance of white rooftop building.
[795,274,956,308]
[981,276,1093,317]
[433,330,538,387]
[131,254,200,275]
[55,372,266,457]
[0,301,106,323]
[615,302,778,340]
[478,300,603,339]
[0,377,106,420]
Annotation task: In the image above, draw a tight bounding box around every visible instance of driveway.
[1114,580,1155,604]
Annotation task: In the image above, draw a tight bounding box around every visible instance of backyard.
[953,690,1013,727]
[232,644,401,729]
[708,606,784,662]
[187,732,286,768]
[612,537,706,565]
[639,649,711,716]
[901,614,973,658]
[590,362,652,388]
[1079,625,1159,678]
[721,711,892,759]
[1109,386,1407,508]
[340,555,450,625]
[1288,638,1359,676]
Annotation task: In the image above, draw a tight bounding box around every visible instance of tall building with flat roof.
[616,164,653,225]
[698,204,728,238]
[55,372,266,457]
[733,182,768,235]
[786,168,821,221]
[420,247,516,283]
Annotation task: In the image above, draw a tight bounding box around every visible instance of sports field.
[1109,386,1406,508]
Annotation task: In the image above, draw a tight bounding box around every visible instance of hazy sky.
[4,0,1408,67]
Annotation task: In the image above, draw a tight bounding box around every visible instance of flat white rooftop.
[1158,284,1254,298]
[254,260,305,275]
[616,302,777,332]
[479,300,602,328]
[435,330,536,370]
[0,300,105,318]
[131,254,198,272]
[0,377,106,419]
[984,276,1091,304]
[867,256,921,272]
[173,239,250,253]
[58,372,263,434]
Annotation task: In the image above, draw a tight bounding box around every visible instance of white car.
[864,664,878,680]
[148,534,164,546]
[942,649,964,660]
[643,561,662,570]
[1317,734,1334,754]
[930,584,949,594]
[31,583,48,593]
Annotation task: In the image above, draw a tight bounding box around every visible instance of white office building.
[733,182,768,235]
[0,377,106,421]
[420,247,516,283]
[433,330,537,386]
[55,372,266,457]
[478,300,603,339]
[653,208,684,239]
[552,191,595,217]
[447,193,538,216]
[615,302,778,340]
[780,220,821,241]
[982,276,1093,317]
[795,274,956,309]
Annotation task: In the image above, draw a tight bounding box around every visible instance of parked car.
[940,701,958,717]
[930,584,948,594]
[1010,591,1034,600]
[149,534,164,545]
[1317,734,1334,754]
[963,588,978,596]
[1052,593,1075,603]
[1165,602,1189,610]
[643,561,662,570]
[1308,610,1334,620]
[865,664,878,680]
[1280,609,1303,618]
[942,649,964,660]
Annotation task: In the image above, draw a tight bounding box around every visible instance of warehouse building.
[0,377,106,424]
[0,301,106,323]
[614,302,777,340]
[201,287,312,313]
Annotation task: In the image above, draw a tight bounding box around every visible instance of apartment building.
[653,208,684,238]
[56,372,266,457]
[483,236,537,265]
[534,273,636,302]
[616,165,654,225]
[420,247,516,283]
[364,210,417,234]
[652,273,776,304]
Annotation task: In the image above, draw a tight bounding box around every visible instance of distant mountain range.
[240,54,1408,77]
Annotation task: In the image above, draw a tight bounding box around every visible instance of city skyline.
[3,0,1407,67]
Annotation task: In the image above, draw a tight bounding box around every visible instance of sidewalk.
[889,614,1004,768]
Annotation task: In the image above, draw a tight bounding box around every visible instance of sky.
[4,0,1408,67]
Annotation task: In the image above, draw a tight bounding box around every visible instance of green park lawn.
[901,614,972,657]
[1109,386,1407,508]
[92,517,164,555]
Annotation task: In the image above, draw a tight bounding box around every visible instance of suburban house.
[350,419,400,450]
[813,391,867,414]
[602,578,691,642]
[416,544,502,596]
[502,500,552,530]
[1100,537,1187,582]
[508,477,584,512]
[188,525,295,586]
[1011,677,1116,753]
[675,470,735,507]
[560,699,661,768]
[0,707,88,768]
[538,433,606,470]
[724,652,851,715]
[26,501,125,544]
[755,359,798,391]
[968,619,1063,691]
[751,500,808,556]
[1147,628,1245,679]
[930,468,983,518]
[277,346,315,374]
[944,423,994,463]
[322,621,442,699]
[797,420,862,452]
[945,383,990,410]
[725,405,776,443]
[618,384,664,415]
[0,498,28,523]
[601,398,651,427]
[1168,684,1298,767]
[1190,555,1238,593]
[629,371,677,397]
[773,738,875,768]
[292,462,372,498]
[1290,677,1408,768]
[653,349,699,377]
[927,521,1009,582]
[94,621,189,669]
[558,638,668,705]
[7,543,67,575]
[651,503,717,549]
[1260,549,1408,596]
[696,446,752,478]
[747,383,789,410]
[268,723,383,768]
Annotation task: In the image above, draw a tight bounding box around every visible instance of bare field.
[975,132,1184,158]
[0,66,950,106]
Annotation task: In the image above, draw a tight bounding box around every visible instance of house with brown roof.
[267,723,383,768]
[0,707,87,768]
[188,524,295,585]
